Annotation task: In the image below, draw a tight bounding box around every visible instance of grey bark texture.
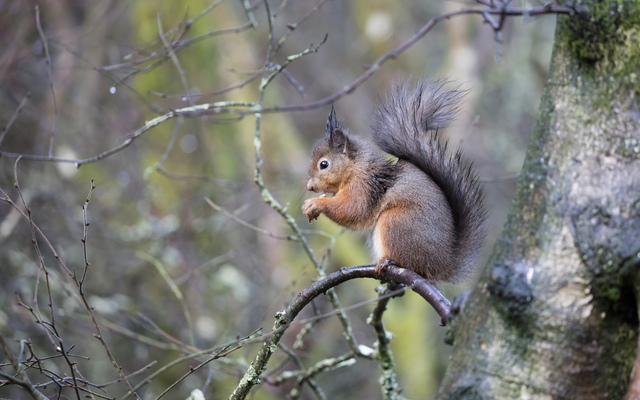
[437,2,640,399]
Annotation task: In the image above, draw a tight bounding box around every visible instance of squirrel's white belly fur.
[371,223,384,261]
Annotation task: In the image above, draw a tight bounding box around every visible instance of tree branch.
[0,2,579,165]
[0,332,49,400]
[229,264,451,399]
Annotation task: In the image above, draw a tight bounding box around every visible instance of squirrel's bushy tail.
[372,80,487,279]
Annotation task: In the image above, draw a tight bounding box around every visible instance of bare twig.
[135,312,198,352]
[272,343,328,400]
[95,0,230,72]
[12,158,82,399]
[0,187,73,278]
[157,14,195,106]
[97,317,181,351]
[155,341,252,400]
[35,6,57,157]
[137,252,196,346]
[119,329,261,400]
[239,0,259,28]
[0,332,48,400]
[274,0,333,53]
[147,116,184,178]
[76,179,141,399]
[95,21,253,74]
[260,2,577,113]
[147,67,264,99]
[0,3,577,165]
[204,196,298,241]
[259,34,328,92]
[0,101,256,165]
[0,92,30,147]
[369,282,406,400]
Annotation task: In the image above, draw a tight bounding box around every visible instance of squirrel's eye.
[319,160,329,170]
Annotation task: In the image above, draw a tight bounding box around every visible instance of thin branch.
[293,229,346,350]
[93,361,157,388]
[0,101,255,165]
[156,165,226,181]
[118,329,262,400]
[135,312,198,352]
[137,251,196,346]
[95,0,228,72]
[204,196,298,241]
[35,6,57,157]
[278,353,354,400]
[79,179,95,287]
[147,67,264,99]
[76,179,141,399]
[273,343,327,400]
[273,0,333,54]
[369,282,406,400]
[157,13,195,106]
[0,188,73,277]
[0,332,48,400]
[97,317,181,351]
[154,341,251,400]
[260,2,578,113]
[10,159,82,400]
[13,157,56,344]
[0,2,577,165]
[0,92,30,147]
[259,34,328,92]
[147,116,183,179]
[239,0,259,28]
[95,22,253,73]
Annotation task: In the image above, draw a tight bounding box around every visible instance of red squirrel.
[301,80,486,283]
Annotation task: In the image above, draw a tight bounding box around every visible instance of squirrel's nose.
[306,179,315,192]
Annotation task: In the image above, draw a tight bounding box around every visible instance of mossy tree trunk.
[437,2,640,399]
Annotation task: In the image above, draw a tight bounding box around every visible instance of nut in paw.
[302,198,321,221]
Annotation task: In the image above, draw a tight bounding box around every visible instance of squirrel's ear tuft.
[329,129,348,154]
[325,104,341,139]
[326,104,349,154]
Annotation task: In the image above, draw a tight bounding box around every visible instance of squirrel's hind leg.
[374,258,397,279]
[372,208,410,279]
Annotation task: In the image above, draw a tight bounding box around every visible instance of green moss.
[613,28,640,94]
[562,0,624,62]
[560,1,640,94]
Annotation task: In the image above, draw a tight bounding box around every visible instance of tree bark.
[437,2,640,399]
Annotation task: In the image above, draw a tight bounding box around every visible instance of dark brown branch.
[298,265,451,325]
[229,264,451,399]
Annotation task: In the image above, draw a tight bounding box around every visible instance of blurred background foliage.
[0,0,555,398]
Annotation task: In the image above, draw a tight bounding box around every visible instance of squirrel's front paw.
[302,198,321,222]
